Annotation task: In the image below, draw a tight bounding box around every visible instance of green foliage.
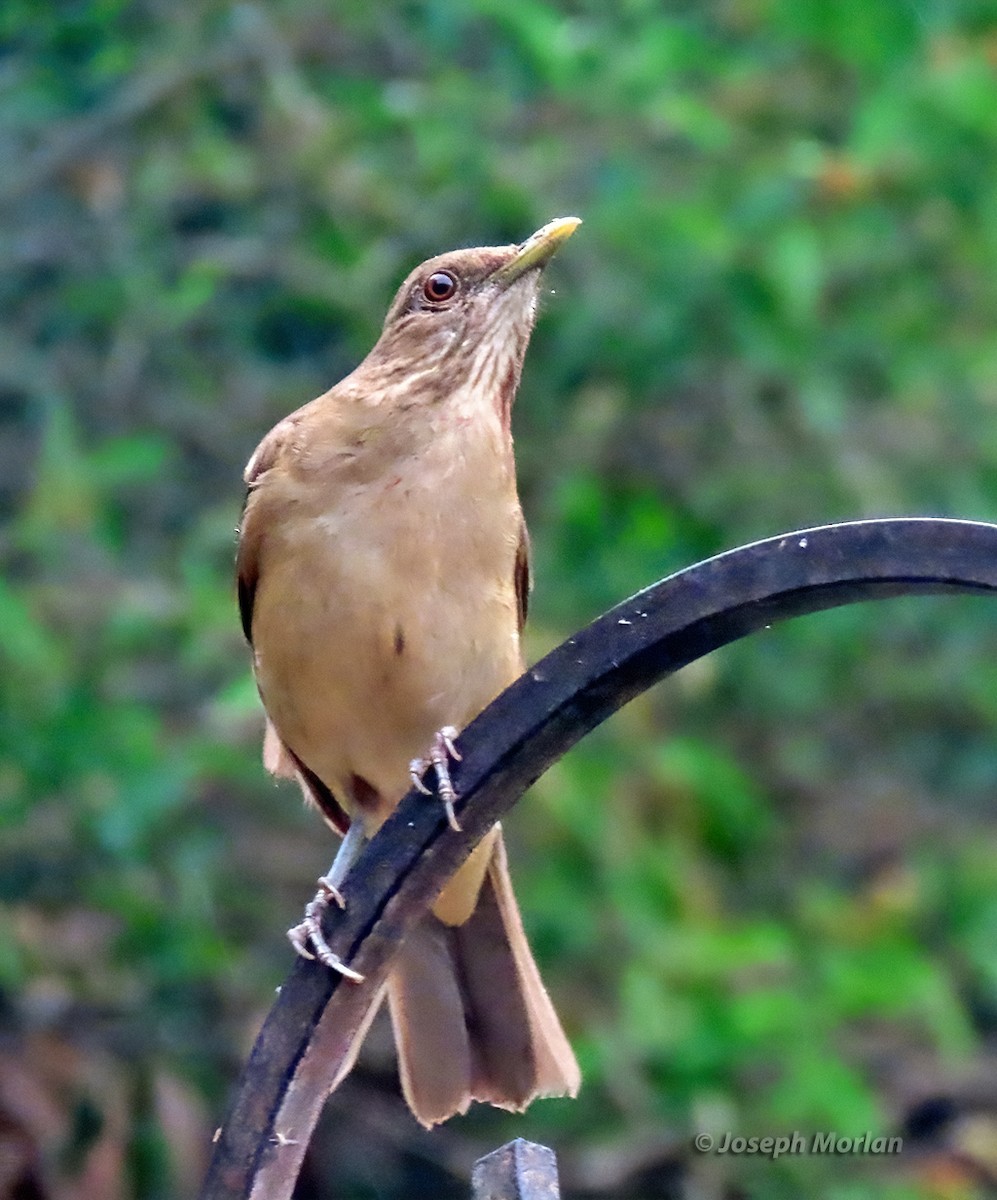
[3,0,997,1196]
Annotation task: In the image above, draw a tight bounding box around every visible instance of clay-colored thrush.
[237,217,582,1127]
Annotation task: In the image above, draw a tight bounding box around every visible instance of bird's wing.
[235,416,299,644]
[237,415,352,834]
[514,517,532,635]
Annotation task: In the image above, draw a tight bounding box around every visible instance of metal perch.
[199,517,997,1200]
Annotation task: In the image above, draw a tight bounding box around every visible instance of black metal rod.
[199,517,997,1200]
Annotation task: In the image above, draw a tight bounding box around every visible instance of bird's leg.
[409,725,463,832]
[288,819,367,981]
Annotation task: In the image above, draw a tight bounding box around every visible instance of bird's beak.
[491,216,582,285]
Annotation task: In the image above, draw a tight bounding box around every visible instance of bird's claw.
[287,877,364,981]
[409,725,463,831]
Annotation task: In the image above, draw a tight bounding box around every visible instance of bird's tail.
[385,831,580,1127]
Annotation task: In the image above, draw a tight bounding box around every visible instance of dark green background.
[3,1,997,1197]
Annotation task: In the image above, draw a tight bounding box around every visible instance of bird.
[236,217,582,1128]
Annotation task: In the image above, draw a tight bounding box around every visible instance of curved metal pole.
[199,517,997,1200]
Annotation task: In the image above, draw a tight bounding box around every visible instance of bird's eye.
[423,271,458,303]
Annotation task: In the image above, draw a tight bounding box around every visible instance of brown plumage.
[237,218,582,1127]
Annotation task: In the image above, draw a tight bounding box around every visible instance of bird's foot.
[409,726,463,831]
[287,876,364,981]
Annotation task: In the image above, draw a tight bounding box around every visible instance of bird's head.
[363,217,581,414]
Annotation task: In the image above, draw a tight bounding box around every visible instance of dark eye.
[423,271,458,303]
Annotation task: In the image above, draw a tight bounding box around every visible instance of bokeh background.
[4,1,997,1197]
